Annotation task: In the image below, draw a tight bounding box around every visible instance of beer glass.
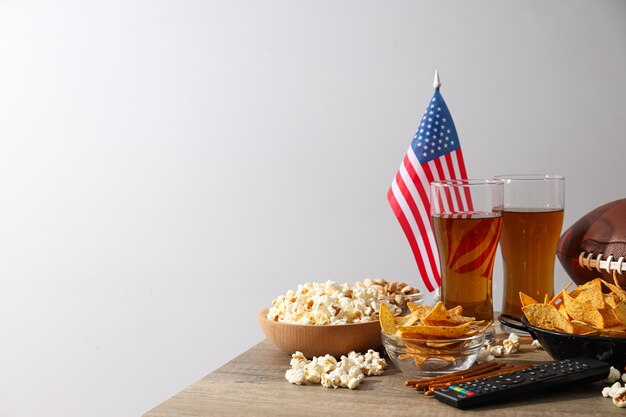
[495,174,565,319]
[431,180,503,342]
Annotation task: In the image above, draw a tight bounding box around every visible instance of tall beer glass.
[431,180,503,342]
[495,174,564,319]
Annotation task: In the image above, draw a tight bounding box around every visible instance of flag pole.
[433,69,441,89]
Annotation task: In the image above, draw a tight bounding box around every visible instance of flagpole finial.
[433,69,441,89]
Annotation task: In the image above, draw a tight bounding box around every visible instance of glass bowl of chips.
[378,301,489,377]
[382,326,485,377]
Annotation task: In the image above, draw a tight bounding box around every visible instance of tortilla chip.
[519,292,539,307]
[562,292,604,328]
[522,303,574,333]
[397,322,472,339]
[613,301,626,326]
[421,301,450,323]
[600,308,621,327]
[379,303,397,335]
[448,305,463,316]
[572,288,604,309]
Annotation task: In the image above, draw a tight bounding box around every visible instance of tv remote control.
[434,357,610,409]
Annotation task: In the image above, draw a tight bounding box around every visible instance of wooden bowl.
[257,308,382,357]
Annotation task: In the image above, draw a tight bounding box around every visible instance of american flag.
[387,83,469,292]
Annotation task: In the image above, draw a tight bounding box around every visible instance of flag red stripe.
[396,165,441,286]
[387,188,435,292]
[444,153,465,210]
[433,158,457,211]
[403,156,430,216]
[456,148,474,211]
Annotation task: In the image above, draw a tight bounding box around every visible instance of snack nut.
[355,278,422,314]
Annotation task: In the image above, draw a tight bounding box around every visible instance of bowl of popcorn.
[379,301,488,377]
[260,280,420,357]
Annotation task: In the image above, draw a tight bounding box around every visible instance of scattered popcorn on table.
[613,388,626,408]
[606,366,621,383]
[503,333,520,354]
[600,368,626,408]
[285,368,307,385]
[531,339,543,350]
[267,281,381,325]
[489,345,505,357]
[284,350,385,389]
[477,346,495,364]
[478,333,522,363]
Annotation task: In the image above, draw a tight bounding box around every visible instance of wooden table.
[144,326,620,416]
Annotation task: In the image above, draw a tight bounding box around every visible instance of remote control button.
[466,391,475,396]
[537,372,556,379]
[502,376,525,384]
[457,394,466,399]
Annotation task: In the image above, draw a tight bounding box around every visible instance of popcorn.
[613,388,626,408]
[489,345,505,357]
[285,368,307,385]
[606,366,621,384]
[290,351,309,369]
[531,339,543,350]
[346,377,361,390]
[477,346,495,364]
[502,333,520,354]
[321,368,343,389]
[318,354,338,373]
[608,382,623,398]
[267,281,380,325]
[597,367,626,408]
[285,350,384,389]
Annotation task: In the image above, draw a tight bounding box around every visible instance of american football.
[557,198,626,287]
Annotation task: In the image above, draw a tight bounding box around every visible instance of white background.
[0,1,625,416]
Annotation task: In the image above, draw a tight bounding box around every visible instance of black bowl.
[499,314,626,369]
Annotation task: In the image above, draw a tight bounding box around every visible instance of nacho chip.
[600,308,621,328]
[562,292,604,328]
[571,286,604,309]
[604,294,619,309]
[448,305,463,316]
[395,310,420,327]
[548,282,572,306]
[570,278,602,298]
[558,304,569,319]
[522,303,574,333]
[407,303,431,316]
[520,292,539,307]
[398,322,472,339]
[570,319,598,335]
[601,280,626,302]
[613,301,626,326]
[598,327,626,337]
[379,302,397,335]
[421,301,451,323]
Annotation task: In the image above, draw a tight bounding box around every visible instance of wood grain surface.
[143,325,620,417]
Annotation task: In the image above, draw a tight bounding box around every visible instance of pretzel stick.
[414,363,507,390]
[421,363,531,395]
[445,364,530,385]
[426,364,518,390]
[404,361,502,386]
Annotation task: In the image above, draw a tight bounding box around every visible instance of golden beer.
[500,209,564,317]
[432,213,503,322]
